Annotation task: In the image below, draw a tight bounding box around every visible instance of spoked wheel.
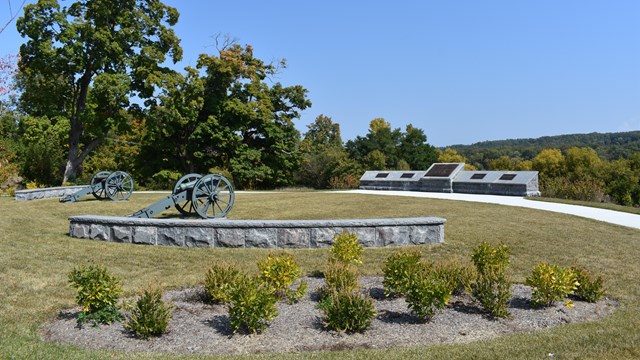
[90,171,111,200]
[105,171,134,201]
[191,174,234,219]
[173,173,202,216]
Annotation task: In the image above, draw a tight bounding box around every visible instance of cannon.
[128,173,234,219]
[60,171,134,203]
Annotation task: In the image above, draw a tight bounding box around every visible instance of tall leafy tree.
[145,41,311,189]
[346,119,437,170]
[16,0,182,183]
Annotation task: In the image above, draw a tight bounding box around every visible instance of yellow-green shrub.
[204,262,241,304]
[405,271,452,322]
[257,253,307,303]
[228,274,279,334]
[67,264,123,326]
[321,290,376,333]
[123,288,173,339]
[382,251,422,297]
[470,242,512,318]
[329,231,363,265]
[526,263,578,308]
[571,266,605,303]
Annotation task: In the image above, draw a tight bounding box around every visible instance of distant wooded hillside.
[449,131,640,161]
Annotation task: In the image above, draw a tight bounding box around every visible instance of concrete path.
[346,190,640,230]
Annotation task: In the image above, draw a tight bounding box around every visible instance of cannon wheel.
[90,171,111,200]
[191,174,234,219]
[105,171,134,201]
[173,173,202,216]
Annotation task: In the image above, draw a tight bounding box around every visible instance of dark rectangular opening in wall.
[471,173,486,180]
[375,173,389,178]
[499,174,517,181]
[401,173,414,179]
[424,164,459,177]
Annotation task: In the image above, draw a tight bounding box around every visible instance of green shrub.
[405,271,452,322]
[257,253,307,302]
[526,263,579,308]
[321,290,377,333]
[382,251,422,297]
[228,275,279,334]
[68,264,123,326]
[470,242,512,318]
[204,262,241,304]
[329,231,363,265]
[123,288,173,339]
[432,260,475,296]
[320,261,360,301]
[571,266,605,303]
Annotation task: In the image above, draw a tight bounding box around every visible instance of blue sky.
[2,0,639,147]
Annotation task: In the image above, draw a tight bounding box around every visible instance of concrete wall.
[15,186,86,201]
[68,216,446,248]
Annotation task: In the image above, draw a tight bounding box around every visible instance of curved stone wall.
[15,186,86,201]
[68,216,446,248]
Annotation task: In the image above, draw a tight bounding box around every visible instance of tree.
[532,148,565,178]
[346,119,437,170]
[16,0,182,183]
[144,41,311,189]
[296,115,351,188]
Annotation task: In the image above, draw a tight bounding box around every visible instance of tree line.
[0,0,638,208]
[0,0,439,191]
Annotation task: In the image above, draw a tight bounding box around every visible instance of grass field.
[1,192,639,359]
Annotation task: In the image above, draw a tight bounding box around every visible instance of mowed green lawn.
[1,192,639,359]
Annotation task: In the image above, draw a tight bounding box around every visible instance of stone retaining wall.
[68,216,446,248]
[15,186,86,201]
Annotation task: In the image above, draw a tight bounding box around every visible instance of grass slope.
[0,192,639,359]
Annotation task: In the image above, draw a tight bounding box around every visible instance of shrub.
[321,290,376,333]
[405,271,452,322]
[228,274,279,334]
[204,262,241,304]
[123,288,173,339]
[329,231,363,266]
[526,263,579,308]
[571,266,605,303]
[68,264,123,326]
[257,253,307,302]
[470,242,512,318]
[320,261,360,301]
[382,251,422,297]
[432,260,475,296]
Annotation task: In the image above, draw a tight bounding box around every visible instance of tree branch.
[0,0,27,35]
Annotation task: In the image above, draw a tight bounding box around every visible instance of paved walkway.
[346,190,640,230]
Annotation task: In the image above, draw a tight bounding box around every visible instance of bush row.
[67,237,606,338]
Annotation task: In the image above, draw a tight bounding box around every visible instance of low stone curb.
[15,186,86,201]
[69,216,446,248]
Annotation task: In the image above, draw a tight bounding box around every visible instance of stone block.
[133,226,157,245]
[377,226,411,246]
[71,223,90,238]
[343,227,378,247]
[278,228,310,248]
[245,228,277,248]
[310,228,340,248]
[157,227,185,246]
[90,224,109,240]
[185,227,215,248]
[112,226,132,243]
[216,228,245,248]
